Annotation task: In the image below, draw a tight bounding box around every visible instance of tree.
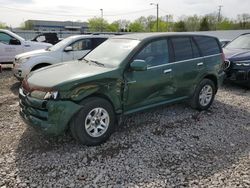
[199,17,210,31]
[129,21,144,32]
[174,21,186,32]
[88,17,109,32]
[107,21,120,32]
[183,15,200,31]
[0,22,7,29]
[237,13,250,29]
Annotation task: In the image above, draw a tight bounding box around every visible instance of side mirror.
[130,60,147,71]
[64,46,73,52]
[9,38,21,45]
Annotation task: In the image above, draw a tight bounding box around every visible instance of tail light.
[220,52,230,71]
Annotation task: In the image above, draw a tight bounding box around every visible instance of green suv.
[19,33,225,145]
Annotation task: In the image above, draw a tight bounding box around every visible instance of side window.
[71,39,92,51]
[134,39,169,67]
[194,36,221,56]
[0,32,13,44]
[171,37,193,62]
[92,38,107,49]
[191,38,201,58]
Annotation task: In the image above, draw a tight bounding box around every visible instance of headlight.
[44,91,58,100]
[30,90,58,100]
[235,60,250,66]
[18,57,30,64]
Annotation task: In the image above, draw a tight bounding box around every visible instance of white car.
[0,29,52,64]
[13,35,109,80]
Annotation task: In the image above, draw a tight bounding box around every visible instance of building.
[25,20,88,33]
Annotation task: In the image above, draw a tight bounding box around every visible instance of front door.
[0,32,22,63]
[124,39,176,112]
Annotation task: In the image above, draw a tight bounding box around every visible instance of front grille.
[235,71,247,80]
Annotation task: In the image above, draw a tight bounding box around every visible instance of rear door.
[194,36,222,75]
[124,38,175,112]
[169,36,203,97]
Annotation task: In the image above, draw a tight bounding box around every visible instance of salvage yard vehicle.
[13,35,109,80]
[223,33,250,87]
[0,29,52,64]
[31,32,61,45]
[19,33,225,145]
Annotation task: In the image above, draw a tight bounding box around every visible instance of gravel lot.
[0,65,249,188]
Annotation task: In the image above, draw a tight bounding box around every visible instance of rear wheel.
[70,97,115,146]
[190,79,216,111]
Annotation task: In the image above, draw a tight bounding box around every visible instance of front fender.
[60,79,123,114]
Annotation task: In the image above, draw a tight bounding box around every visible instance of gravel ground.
[0,65,249,188]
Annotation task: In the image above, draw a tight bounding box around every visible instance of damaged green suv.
[19,33,224,145]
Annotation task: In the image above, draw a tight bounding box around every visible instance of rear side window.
[92,38,107,49]
[194,36,221,56]
[171,37,194,61]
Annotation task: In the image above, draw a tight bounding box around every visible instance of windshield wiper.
[89,59,105,67]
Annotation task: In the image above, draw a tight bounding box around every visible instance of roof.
[67,35,111,40]
[113,32,219,41]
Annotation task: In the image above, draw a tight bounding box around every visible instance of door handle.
[164,69,172,74]
[197,62,204,66]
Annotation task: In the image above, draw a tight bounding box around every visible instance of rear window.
[194,36,221,56]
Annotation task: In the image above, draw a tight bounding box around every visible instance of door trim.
[147,53,222,70]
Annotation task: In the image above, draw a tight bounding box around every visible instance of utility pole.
[100,9,103,32]
[150,3,159,32]
[218,5,223,22]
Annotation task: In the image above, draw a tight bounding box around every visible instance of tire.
[189,79,216,111]
[70,97,115,146]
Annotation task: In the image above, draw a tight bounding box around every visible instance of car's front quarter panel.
[59,77,124,114]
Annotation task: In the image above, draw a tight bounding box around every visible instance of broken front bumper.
[19,87,82,135]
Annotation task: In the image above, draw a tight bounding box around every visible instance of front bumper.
[19,87,82,135]
[13,63,25,80]
[225,68,250,86]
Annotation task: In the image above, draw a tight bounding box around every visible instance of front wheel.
[70,97,115,146]
[190,79,216,111]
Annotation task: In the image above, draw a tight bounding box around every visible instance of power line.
[0,5,155,18]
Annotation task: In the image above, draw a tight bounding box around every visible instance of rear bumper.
[19,87,82,135]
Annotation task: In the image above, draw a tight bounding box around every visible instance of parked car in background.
[0,29,52,64]
[219,39,231,47]
[19,33,224,145]
[13,35,109,80]
[31,33,61,45]
[223,33,250,87]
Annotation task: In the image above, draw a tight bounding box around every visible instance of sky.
[0,0,249,27]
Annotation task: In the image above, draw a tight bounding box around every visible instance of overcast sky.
[0,0,249,27]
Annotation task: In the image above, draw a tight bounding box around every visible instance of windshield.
[225,34,250,49]
[48,37,73,51]
[84,38,140,67]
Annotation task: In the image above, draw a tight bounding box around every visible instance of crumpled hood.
[26,61,115,90]
[15,49,48,59]
[223,48,250,61]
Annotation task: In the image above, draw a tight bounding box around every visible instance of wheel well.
[31,63,51,71]
[204,74,218,91]
[83,93,117,113]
